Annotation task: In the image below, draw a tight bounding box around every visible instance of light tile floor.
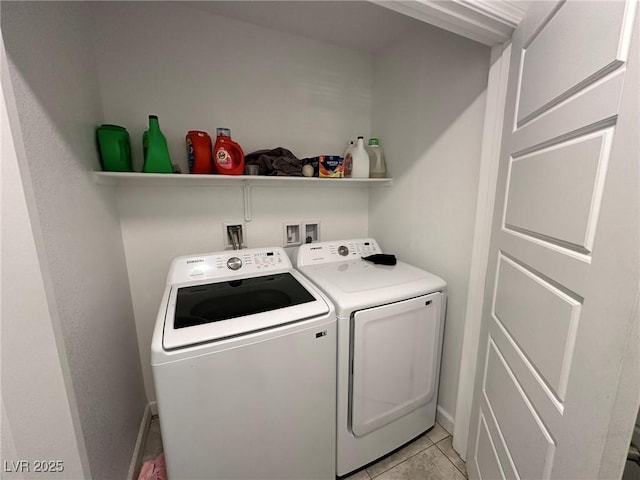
[141,416,164,464]
[140,418,466,480]
[346,423,467,480]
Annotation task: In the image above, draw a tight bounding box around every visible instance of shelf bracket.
[243,182,252,222]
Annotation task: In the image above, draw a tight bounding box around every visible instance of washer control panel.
[296,238,382,267]
[168,248,289,282]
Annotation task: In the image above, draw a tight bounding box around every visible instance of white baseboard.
[127,403,154,480]
[436,405,455,435]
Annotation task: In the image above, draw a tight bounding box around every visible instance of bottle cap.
[149,115,158,120]
[217,127,231,137]
[357,135,364,139]
[368,138,379,146]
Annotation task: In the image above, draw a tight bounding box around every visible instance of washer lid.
[298,259,446,315]
[303,259,427,292]
[162,270,330,350]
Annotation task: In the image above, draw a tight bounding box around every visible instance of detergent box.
[318,156,344,178]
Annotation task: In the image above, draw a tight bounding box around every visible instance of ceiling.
[182,1,530,53]
[183,1,431,54]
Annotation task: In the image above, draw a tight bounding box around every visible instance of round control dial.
[338,245,349,256]
[226,257,242,270]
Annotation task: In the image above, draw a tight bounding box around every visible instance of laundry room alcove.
[76,0,499,432]
[1,1,520,477]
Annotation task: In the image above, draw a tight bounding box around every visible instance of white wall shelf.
[93,171,393,188]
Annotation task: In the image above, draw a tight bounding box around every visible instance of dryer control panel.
[168,248,289,283]
[296,238,382,267]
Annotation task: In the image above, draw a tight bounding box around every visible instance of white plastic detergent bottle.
[343,140,355,178]
[351,136,370,178]
[366,138,386,178]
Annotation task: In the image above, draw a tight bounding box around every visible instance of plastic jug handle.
[230,139,245,157]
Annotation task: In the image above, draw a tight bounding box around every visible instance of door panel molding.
[490,315,566,420]
[483,338,556,480]
[477,340,519,480]
[497,229,591,290]
[493,253,581,401]
[512,69,624,151]
[516,1,629,126]
[504,128,614,253]
[521,1,565,49]
[475,412,508,480]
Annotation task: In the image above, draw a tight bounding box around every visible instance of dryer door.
[350,292,443,437]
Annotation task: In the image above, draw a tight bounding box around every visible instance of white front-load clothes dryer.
[296,238,447,477]
[151,247,336,480]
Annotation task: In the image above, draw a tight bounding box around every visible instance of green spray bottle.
[143,115,173,173]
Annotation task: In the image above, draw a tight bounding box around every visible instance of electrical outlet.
[283,222,302,246]
[302,221,321,244]
[223,222,247,249]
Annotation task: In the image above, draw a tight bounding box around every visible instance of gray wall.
[369,25,491,428]
[1,32,86,478]
[1,3,147,478]
[89,2,374,401]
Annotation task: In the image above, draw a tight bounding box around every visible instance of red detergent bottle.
[213,128,244,175]
[186,130,213,174]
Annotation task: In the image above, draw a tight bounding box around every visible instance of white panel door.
[467,1,639,479]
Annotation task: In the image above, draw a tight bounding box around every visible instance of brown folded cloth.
[245,147,303,176]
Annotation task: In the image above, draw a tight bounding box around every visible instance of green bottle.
[143,115,173,173]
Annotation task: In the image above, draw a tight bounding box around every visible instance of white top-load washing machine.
[296,238,447,477]
[151,247,336,480]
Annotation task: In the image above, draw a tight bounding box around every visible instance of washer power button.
[227,257,242,270]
